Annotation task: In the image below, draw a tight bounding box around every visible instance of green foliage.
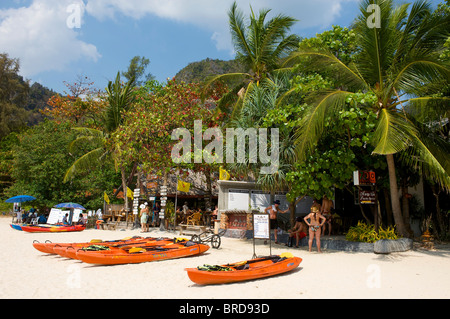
[122,56,154,87]
[165,200,175,224]
[285,99,381,201]
[298,25,357,65]
[6,120,120,210]
[345,221,399,243]
[0,53,30,139]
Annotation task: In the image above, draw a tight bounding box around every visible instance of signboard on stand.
[253,213,270,239]
[252,213,271,259]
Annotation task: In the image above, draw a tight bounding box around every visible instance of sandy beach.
[1,217,449,300]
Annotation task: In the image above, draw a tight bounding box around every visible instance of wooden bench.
[178,224,207,235]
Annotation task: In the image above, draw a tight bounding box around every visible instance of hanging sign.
[353,170,376,186]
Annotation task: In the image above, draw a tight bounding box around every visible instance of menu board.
[253,213,270,239]
[228,189,250,210]
[47,208,83,224]
[250,191,271,212]
[47,208,64,224]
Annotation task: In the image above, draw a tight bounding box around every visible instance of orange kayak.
[32,236,169,255]
[52,237,175,259]
[76,241,210,265]
[185,253,302,285]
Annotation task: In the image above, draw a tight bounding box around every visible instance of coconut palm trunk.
[386,154,408,236]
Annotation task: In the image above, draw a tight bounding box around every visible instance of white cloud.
[84,0,358,52]
[0,0,357,78]
[0,0,101,77]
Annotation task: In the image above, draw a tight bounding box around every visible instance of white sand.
[1,217,449,299]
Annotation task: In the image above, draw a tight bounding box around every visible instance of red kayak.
[21,224,85,233]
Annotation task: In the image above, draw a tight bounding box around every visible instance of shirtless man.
[287,217,308,248]
[304,206,327,252]
[321,196,334,236]
[264,200,289,244]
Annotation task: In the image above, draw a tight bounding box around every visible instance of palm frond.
[105,72,135,133]
[371,108,417,155]
[229,2,254,66]
[63,147,107,182]
[400,126,450,190]
[284,49,367,90]
[68,135,104,153]
[391,54,450,95]
[352,0,404,87]
[405,96,450,121]
[295,90,352,159]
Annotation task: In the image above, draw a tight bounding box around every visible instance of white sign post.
[252,213,271,258]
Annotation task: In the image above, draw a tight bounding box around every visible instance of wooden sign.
[359,190,377,204]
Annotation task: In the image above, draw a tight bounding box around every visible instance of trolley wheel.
[211,234,221,249]
[191,234,200,243]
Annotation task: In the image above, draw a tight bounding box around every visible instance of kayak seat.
[234,263,250,270]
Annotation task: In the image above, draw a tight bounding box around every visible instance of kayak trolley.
[190,228,225,249]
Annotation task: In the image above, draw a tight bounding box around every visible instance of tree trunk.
[289,196,304,227]
[120,166,129,217]
[431,184,447,239]
[204,168,212,211]
[386,154,409,237]
[383,189,393,226]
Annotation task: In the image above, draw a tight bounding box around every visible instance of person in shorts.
[264,200,289,244]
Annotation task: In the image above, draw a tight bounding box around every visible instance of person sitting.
[22,211,29,224]
[38,214,47,224]
[62,213,69,225]
[77,213,85,226]
[286,217,308,248]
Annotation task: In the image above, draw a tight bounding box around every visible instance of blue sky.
[0,0,443,94]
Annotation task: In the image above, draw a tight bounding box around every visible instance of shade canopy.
[5,195,36,203]
[54,202,86,210]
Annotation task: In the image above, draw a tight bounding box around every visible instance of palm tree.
[285,0,450,237]
[203,1,300,117]
[227,75,299,225]
[64,72,135,211]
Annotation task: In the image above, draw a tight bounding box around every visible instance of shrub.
[345,221,399,243]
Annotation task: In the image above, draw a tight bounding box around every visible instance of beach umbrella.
[55,202,86,210]
[5,195,36,203]
[55,202,86,225]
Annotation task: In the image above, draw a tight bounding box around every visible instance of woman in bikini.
[304,206,327,252]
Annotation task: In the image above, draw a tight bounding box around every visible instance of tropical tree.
[64,72,136,211]
[285,0,450,237]
[203,1,300,117]
[6,120,120,210]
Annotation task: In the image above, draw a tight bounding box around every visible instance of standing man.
[321,196,334,236]
[264,200,289,244]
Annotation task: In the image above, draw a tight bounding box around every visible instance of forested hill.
[0,53,55,139]
[174,58,245,84]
